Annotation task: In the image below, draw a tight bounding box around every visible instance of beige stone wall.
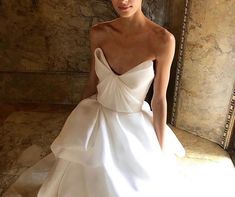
[0,0,171,104]
[175,0,235,145]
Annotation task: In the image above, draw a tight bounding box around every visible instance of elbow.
[151,97,167,110]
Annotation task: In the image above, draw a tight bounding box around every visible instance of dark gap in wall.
[228,121,235,165]
[31,0,39,9]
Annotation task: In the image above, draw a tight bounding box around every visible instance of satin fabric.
[3,47,186,197]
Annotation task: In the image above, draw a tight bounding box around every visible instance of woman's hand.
[155,127,167,152]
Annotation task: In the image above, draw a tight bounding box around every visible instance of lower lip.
[118,6,132,11]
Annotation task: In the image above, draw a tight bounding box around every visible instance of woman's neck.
[115,11,147,37]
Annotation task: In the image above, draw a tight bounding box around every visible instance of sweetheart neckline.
[94,47,154,76]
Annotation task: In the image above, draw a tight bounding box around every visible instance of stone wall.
[174,0,235,145]
[0,0,178,104]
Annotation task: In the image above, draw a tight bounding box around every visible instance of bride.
[3,0,186,196]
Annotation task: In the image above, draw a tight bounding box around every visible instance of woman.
[3,0,186,196]
[83,0,177,151]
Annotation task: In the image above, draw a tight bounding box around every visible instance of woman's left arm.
[151,31,176,150]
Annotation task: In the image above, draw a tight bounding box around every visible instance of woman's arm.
[81,26,100,100]
[151,31,176,150]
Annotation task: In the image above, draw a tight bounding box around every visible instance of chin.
[117,10,136,17]
[119,13,133,18]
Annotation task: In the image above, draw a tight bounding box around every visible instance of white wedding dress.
[3,47,187,197]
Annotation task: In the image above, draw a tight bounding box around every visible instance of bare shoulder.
[89,23,105,47]
[90,20,115,39]
[90,21,110,32]
[148,23,175,56]
[149,22,175,45]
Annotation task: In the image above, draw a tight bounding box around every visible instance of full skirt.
[3,94,187,197]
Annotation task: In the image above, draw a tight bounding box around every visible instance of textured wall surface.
[0,0,170,104]
[175,0,235,145]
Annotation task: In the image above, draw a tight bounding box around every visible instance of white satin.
[3,47,186,197]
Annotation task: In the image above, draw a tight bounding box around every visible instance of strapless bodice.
[94,47,154,113]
